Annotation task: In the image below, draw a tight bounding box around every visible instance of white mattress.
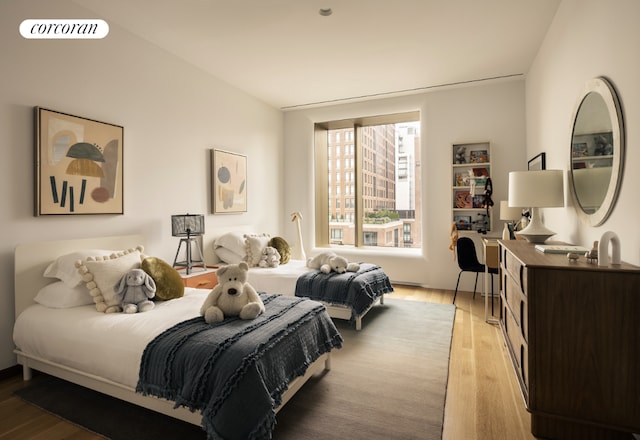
[13,287,209,389]
[248,259,311,295]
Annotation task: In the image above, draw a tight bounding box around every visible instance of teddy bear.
[114,268,156,313]
[306,251,360,274]
[200,262,265,324]
[258,246,281,268]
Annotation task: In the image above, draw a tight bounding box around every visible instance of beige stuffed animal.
[307,251,360,274]
[200,262,265,324]
[258,246,281,268]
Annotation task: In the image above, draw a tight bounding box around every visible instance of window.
[314,111,421,249]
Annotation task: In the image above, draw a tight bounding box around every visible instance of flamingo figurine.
[290,211,306,261]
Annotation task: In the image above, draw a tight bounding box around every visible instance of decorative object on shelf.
[290,211,306,261]
[598,230,621,267]
[454,145,466,164]
[171,214,206,275]
[34,107,124,216]
[211,149,247,214]
[472,212,488,234]
[508,170,564,243]
[454,215,472,231]
[527,152,546,171]
[500,200,522,240]
[470,149,488,163]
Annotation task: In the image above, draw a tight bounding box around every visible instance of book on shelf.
[534,244,589,254]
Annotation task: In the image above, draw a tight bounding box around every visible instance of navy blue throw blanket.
[136,294,343,440]
[295,263,394,320]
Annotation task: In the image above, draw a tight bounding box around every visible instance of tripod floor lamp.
[171,214,206,274]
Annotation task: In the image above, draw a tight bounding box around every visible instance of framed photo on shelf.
[528,152,546,170]
[454,190,472,208]
[34,107,124,216]
[469,149,488,163]
[472,195,485,208]
[454,215,472,230]
[211,149,247,214]
[454,170,469,187]
[571,143,588,158]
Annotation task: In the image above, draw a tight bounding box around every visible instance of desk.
[482,238,500,324]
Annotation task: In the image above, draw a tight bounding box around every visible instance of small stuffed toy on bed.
[258,246,281,268]
[114,268,156,313]
[307,251,360,274]
[200,262,265,324]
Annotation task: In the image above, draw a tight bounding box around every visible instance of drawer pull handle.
[196,280,211,286]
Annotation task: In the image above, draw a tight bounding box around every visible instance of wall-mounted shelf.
[452,141,492,233]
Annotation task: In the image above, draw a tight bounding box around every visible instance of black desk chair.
[453,237,498,308]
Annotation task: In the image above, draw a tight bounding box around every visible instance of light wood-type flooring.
[0,286,535,440]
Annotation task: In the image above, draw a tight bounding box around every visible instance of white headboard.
[14,234,145,319]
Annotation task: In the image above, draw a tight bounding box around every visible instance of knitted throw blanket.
[295,263,394,320]
[136,294,343,440]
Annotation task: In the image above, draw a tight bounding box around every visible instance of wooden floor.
[0,286,535,440]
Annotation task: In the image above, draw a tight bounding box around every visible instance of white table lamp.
[508,170,564,243]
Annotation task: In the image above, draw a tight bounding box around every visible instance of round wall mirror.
[569,77,624,226]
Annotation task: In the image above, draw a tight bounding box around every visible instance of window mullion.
[354,124,363,248]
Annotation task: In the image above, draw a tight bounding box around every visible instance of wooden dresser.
[498,240,640,440]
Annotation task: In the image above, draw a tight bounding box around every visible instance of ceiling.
[74,0,561,110]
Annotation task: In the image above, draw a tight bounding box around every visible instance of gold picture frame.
[35,107,123,215]
[211,149,247,214]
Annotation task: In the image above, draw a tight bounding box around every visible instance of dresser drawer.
[504,304,529,394]
[503,275,528,340]
[503,250,527,296]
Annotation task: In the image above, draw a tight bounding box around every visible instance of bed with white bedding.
[13,235,342,440]
[212,231,394,331]
[248,260,393,331]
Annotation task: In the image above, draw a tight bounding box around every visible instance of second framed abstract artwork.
[211,149,247,214]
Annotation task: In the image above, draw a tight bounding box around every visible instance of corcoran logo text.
[20,19,109,39]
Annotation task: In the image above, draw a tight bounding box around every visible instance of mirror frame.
[569,77,625,226]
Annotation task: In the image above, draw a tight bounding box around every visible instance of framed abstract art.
[211,149,247,214]
[35,107,123,215]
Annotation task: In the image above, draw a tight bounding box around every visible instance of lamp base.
[515,207,556,244]
[173,237,206,275]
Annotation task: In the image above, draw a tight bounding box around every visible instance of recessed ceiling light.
[319,8,333,16]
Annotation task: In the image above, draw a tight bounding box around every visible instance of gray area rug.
[14,298,455,440]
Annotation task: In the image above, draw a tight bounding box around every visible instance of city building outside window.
[314,112,421,249]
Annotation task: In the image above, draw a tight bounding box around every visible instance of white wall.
[525,0,640,264]
[0,1,283,369]
[283,80,527,289]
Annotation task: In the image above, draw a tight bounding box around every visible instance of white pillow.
[34,281,94,308]
[214,231,251,257]
[44,249,115,287]
[214,247,245,264]
[244,233,271,267]
[76,246,144,313]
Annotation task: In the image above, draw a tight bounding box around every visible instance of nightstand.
[177,266,218,290]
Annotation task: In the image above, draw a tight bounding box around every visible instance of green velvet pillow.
[268,236,291,264]
[141,257,184,300]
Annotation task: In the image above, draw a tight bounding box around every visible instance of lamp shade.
[499,200,522,221]
[171,214,205,237]
[508,170,564,243]
[508,170,564,208]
